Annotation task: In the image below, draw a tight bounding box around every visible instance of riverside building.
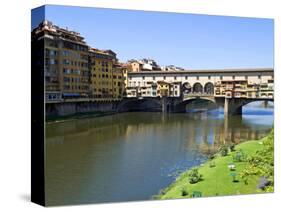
[126,68,274,98]
[32,21,90,102]
[32,21,126,102]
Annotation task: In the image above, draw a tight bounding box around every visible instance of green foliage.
[233,149,247,162]
[208,154,215,160]
[240,129,274,191]
[158,130,273,200]
[229,143,236,152]
[188,168,202,184]
[181,188,188,196]
[209,161,216,168]
[219,144,228,156]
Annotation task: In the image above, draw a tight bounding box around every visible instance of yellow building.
[157,81,171,97]
[112,64,126,99]
[89,48,125,101]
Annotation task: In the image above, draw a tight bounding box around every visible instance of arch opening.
[118,99,161,112]
[174,98,218,113]
[182,82,192,94]
[204,82,214,94]
[193,83,203,94]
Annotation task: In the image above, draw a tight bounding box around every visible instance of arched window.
[193,83,203,93]
[204,82,214,94]
[182,82,192,94]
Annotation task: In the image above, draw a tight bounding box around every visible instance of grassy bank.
[155,130,274,199]
[46,111,117,123]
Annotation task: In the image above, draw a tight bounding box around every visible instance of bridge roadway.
[45,93,274,116]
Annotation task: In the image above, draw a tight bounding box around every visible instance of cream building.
[125,68,274,99]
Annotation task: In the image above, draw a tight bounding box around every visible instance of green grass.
[155,137,270,200]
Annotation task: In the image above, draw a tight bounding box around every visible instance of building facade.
[32,21,125,102]
[112,63,126,99]
[126,68,274,99]
[32,21,90,102]
[89,48,114,100]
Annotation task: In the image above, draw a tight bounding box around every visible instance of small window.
[142,76,145,80]
[220,76,223,80]
[232,76,235,80]
[163,76,166,80]
[153,76,155,80]
[245,76,248,80]
[258,75,261,79]
[174,76,177,80]
[185,76,188,80]
[208,76,211,80]
[197,76,199,80]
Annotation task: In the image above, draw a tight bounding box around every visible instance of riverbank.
[155,130,274,199]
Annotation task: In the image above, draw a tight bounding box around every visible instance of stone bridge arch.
[224,98,274,115]
[117,98,162,112]
[172,97,217,113]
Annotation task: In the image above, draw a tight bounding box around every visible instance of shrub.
[188,168,202,184]
[240,129,274,191]
[208,154,215,160]
[219,144,228,157]
[181,188,188,196]
[209,161,216,168]
[229,143,236,152]
[159,188,166,195]
[233,149,247,162]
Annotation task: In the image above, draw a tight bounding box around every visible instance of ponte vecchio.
[124,68,274,115]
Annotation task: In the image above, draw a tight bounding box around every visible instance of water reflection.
[46,107,273,205]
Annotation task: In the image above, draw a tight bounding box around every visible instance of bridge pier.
[263,100,269,108]
[161,97,168,113]
[224,98,242,116]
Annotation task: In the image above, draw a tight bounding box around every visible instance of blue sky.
[32,5,274,69]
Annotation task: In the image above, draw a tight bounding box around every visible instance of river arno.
[45,105,273,206]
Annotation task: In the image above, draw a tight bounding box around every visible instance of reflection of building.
[32,21,90,101]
